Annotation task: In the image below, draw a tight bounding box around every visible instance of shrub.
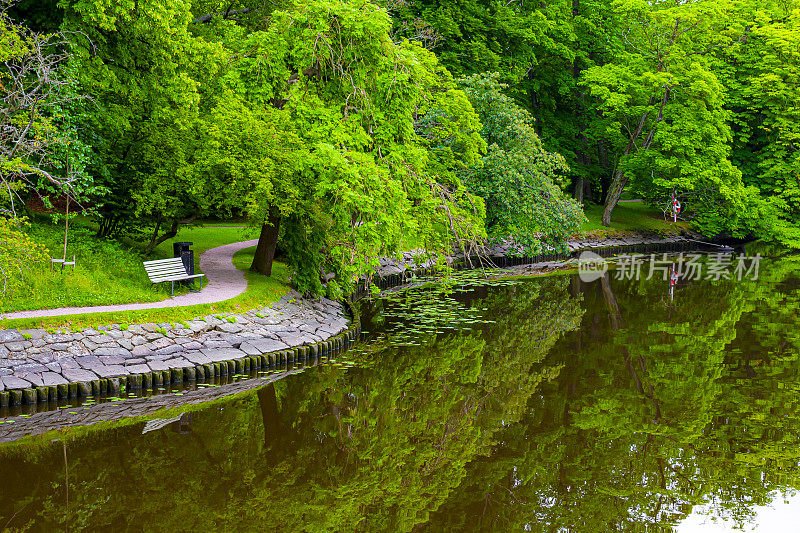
[0,217,48,295]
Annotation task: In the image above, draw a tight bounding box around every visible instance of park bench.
[143,257,205,296]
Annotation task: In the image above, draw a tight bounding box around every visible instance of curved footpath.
[0,239,260,320]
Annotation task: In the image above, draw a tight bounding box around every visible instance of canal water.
[0,251,798,531]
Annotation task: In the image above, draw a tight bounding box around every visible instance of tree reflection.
[425,255,800,532]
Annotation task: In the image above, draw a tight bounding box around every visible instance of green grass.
[578,200,689,236]
[152,225,256,258]
[2,222,165,313]
[152,225,258,290]
[0,246,291,331]
[0,218,260,316]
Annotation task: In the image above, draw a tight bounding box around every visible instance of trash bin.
[173,242,195,287]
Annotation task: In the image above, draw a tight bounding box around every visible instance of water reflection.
[0,253,798,531]
[679,491,800,532]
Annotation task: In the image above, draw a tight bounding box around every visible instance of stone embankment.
[0,291,360,407]
[374,232,703,280]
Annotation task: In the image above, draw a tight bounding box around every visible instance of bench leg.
[171,280,174,297]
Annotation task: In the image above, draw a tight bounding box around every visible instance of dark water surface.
[1,252,799,532]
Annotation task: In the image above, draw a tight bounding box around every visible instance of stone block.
[88,335,116,345]
[202,340,233,349]
[131,345,154,356]
[217,322,242,333]
[155,344,184,356]
[18,328,46,340]
[96,347,131,357]
[165,358,190,370]
[239,342,263,356]
[148,360,170,372]
[183,352,212,365]
[243,338,289,355]
[98,355,127,365]
[200,347,246,362]
[90,365,126,379]
[48,343,70,351]
[4,341,29,352]
[41,372,69,387]
[0,329,24,343]
[81,338,98,351]
[146,338,173,350]
[61,368,99,383]
[75,355,102,369]
[1,375,32,390]
[118,339,134,350]
[124,364,151,375]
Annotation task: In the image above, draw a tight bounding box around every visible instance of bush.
[0,217,48,295]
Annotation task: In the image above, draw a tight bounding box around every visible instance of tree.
[460,73,585,253]
[0,5,94,217]
[388,0,632,205]
[225,0,486,295]
[578,0,744,228]
[60,0,233,248]
[0,216,47,293]
[717,2,800,247]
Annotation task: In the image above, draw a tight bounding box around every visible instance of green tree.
[578,0,745,229]
[227,0,486,295]
[387,0,620,204]
[717,2,800,247]
[60,0,233,246]
[0,7,96,218]
[461,73,585,253]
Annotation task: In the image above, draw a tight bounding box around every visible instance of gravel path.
[0,239,259,320]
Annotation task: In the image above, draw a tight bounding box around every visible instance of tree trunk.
[143,214,197,254]
[250,209,281,276]
[257,384,281,449]
[574,177,585,203]
[143,218,179,254]
[602,83,672,226]
[601,110,651,226]
[600,272,623,330]
[602,168,628,226]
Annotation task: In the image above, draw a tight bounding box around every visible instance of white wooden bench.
[143,257,205,296]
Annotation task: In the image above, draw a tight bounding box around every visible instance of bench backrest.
[143,257,189,282]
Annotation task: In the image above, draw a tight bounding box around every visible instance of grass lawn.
[0,218,265,318]
[152,225,258,290]
[0,246,291,331]
[578,200,690,237]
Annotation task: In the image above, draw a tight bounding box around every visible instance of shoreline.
[0,291,361,411]
[0,230,719,409]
